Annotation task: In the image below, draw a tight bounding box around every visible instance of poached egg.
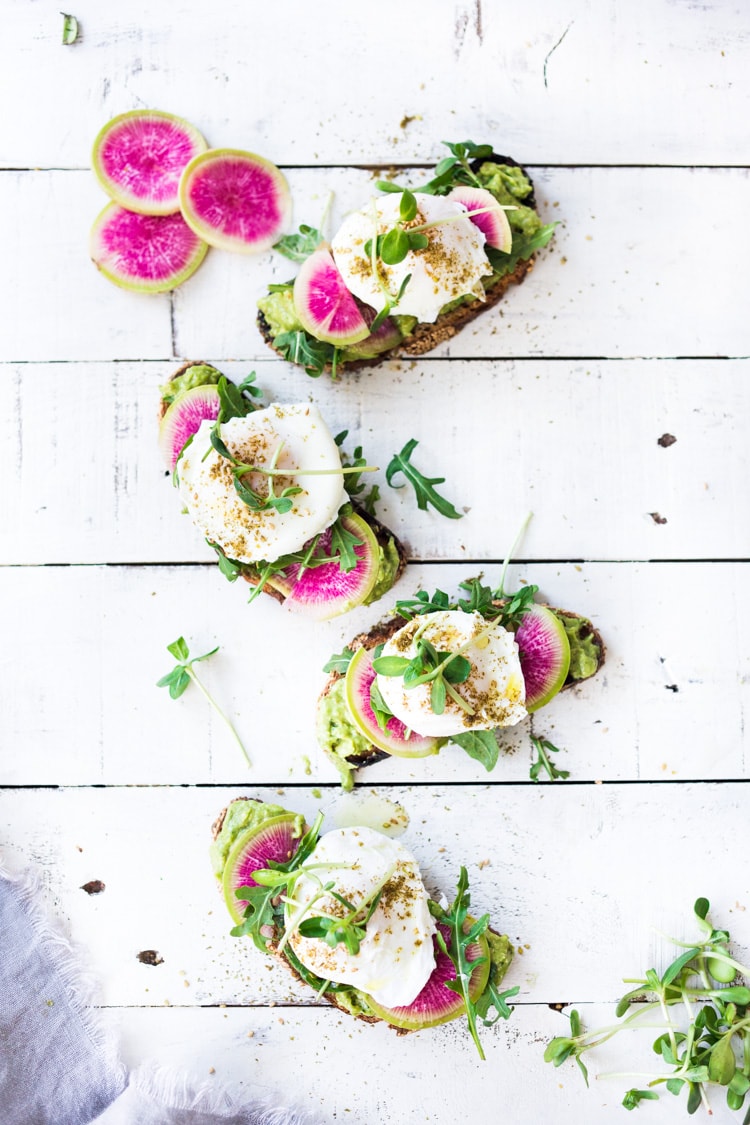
[376,610,527,737]
[177,403,347,565]
[331,193,489,323]
[286,827,436,1007]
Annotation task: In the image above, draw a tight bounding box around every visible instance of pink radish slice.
[366,924,490,1029]
[90,202,208,293]
[92,109,208,216]
[446,185,513,253]
[514,604,571,712]
[179,148,292,254]
[344,647,439,758]
[293,247,370,346]
[159,385,220,470]
[222,814,302,924]
[282,513,379,621]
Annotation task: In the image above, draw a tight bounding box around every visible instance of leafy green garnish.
[386,438,462,520]
[156,637,250,766]
[322,647,355,674]
[429,867,492,1059]
[273,223,323,262]
[372,627,475,718]
[394,578,539,632]
[543,898,750,1117]
[529,736,570,782]
[215,373,263,422]
[485,223,558,275]
[449,730,499,771]
[273,330,335,378]
[476,976,519,1026]
[334,430,381,515]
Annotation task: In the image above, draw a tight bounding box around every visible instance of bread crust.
[257,152,541,373]
[319,604,605,769]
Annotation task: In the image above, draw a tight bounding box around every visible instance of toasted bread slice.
[257,152,546,373]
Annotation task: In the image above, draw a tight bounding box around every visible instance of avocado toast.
[257,142,556,376]
[159,362,406,618]
[211,796,515,1054]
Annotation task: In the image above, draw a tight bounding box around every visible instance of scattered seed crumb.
[163,999,171,1007]
[657,433,677,448]
[219,1003,226,1008]
[278,1017,285,1025]
[574,564,582,572]
[594,779,603,785]
[665,684,679,693]
[649,512,668,524]
[399,113,421,129]
[559,256,567,264]
[137,950,164,966]
[178,969,186,976]
[269,1000,276,1007]
[81,880,105,895]
[247,1031,255,1038]
[183,980,190,988]
[276,789,285,796]
[208,1067,215,1075]
[517,946,524,955]
[438,847,446,853]
[661,763,668,771]
[46,999,54,1008]
[478,859,491,869]
[312,788,322,799]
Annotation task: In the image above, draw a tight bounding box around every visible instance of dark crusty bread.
[319,605,606,771]
[161,362,407,608]
[257,153,541,372]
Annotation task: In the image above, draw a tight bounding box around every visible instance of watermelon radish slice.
[282,513,379,620]
[366,923,490,1029]
[179,149,292,254]
[343,304,402,361]
[515,604,571,713]
[159,385,220,470]
[293,248,370,346]
[344,646,440,758]
[90,202,208,293]
[222,814,302,925]
[446,185,513,253]
[92,109,208,216]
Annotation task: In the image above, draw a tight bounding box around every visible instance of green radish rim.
[344,646,441,758]
[90,201,208,294]
[179,148,292,254]
[92,109,208,216]
[222,813,302,925]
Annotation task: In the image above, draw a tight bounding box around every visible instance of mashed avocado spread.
[556,613,602,681]
[161,364,221,407]
[316,678,371,790]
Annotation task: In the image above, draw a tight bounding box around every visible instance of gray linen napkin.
[0,870,313,1125]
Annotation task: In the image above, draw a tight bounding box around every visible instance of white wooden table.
[2,1,749,1121]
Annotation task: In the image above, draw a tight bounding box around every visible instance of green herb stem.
[187,668,251,768]
[497,510,533,597]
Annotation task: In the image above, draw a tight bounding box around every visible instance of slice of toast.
[257,153,545,373]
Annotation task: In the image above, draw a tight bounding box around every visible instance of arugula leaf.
[394,588,453,620]
[485,223,557,276]
[216,373,261,422]
[330,513,364,573]
[476,976,519,1026]
[209,542,243,583]
[429,867,490,1059]
[273,223,322,262]
[450,730,499,771]
[386,438,462,519]
[529,736,570,782]
[322,647,355,674]
[273,330,335,378]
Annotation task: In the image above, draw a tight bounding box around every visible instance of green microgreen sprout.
[386,438,462,519]
[156,637,250,767]
[543,898,750,1117]
[529,736,570,782]
[372,620,484,717]
[61,12,79,44]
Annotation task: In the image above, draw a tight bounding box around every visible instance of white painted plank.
[116,1005,743,1125]
[0,563,746,785]
[0,173,171,363]
[0,784,747,1011]
[175,167,750,363]
[3,0,748,168]
[2,359,747,565]
[3,167,747,362]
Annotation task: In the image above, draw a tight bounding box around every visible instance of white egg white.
[376,609,527,737]
[331,194,489,323]
[177,404,347,565]
[286,827,436,1008]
